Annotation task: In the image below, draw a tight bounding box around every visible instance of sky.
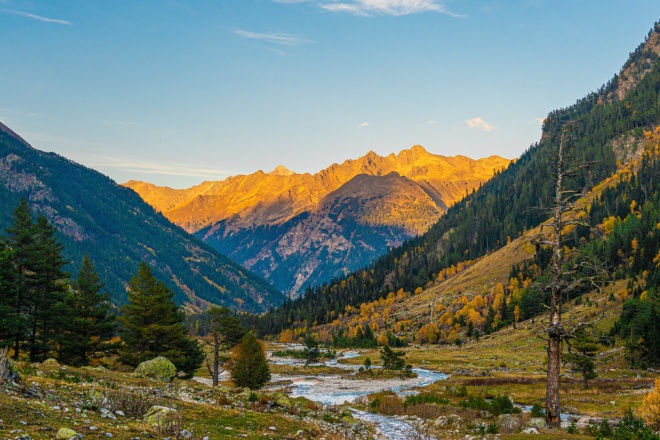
[1,1,660,188]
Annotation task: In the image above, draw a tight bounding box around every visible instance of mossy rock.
[143,405,179,428]
[276,396,291,408]
[42,358,61,368]
[55,427,77,439]
[134,357,177,382]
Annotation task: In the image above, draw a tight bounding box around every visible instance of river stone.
[143,406,179,428]
[55,428,77,439]
[134,357,177,382]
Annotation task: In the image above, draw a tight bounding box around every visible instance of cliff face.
[126,146,510,295]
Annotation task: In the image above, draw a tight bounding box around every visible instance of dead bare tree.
[532,124,606,428]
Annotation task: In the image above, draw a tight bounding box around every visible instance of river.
[270,349,448,439]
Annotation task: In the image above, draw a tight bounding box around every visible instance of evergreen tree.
[3,198,36,359]
[118,261,204,377]
[58,254,117,366]
[565,330,600,389]
[25,214,69,362]
[379,345,405,372]
[0,247,17,348]
[303,334,321,367]
[228,332,270,389]
[206,306,245,386]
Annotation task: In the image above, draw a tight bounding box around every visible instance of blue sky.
[1,0,659,188]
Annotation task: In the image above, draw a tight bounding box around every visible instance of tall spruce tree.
[3,198,36,359]
[26,214,69,362]
[118,261,204,377]
[0,247,17,348]
[58,254,117,366]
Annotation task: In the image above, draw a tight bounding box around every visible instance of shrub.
[641,379,660,431]
[530,403,545,417]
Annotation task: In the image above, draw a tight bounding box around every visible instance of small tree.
[228,332,270,389]
[564,330,599,389]
[380,345,405,372]
[303,335,321,367]
[364,356,372,370]
[206,306,245,386]
[58,254,117,366]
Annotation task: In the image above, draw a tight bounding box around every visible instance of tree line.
[0,198,272,387]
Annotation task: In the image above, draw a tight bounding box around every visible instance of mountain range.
[0,122,285,313]
[125,148,510,295]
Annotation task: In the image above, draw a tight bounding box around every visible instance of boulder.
[55,428,77,439]
[497,414,521,433]
[526,418,546,429]
[42,358,61,368]
[135,357,177,382]
[521,427,539,434]
[276,396,292,408]
[143,405,179,429]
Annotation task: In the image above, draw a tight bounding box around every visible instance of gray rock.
[526,418,546,429]
[180,430,192,439]
[497,414,521,433]
[521,427,539,434]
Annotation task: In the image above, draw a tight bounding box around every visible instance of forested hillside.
[247,21,660,335]
[0,123,285,313]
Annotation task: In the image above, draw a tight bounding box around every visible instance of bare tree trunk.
[213,338,219,387]
[545,129,567,429]
[0,347,12,386]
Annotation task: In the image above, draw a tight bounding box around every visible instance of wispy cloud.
[1,8,71,25]
[466,117,495,132]
[234,29,310,46]
[90,157,237,179]
[529,117,546,125]
[99,120,138,126]
[273,0,464,17]
[428,120,439,126]
[359,121,370,127]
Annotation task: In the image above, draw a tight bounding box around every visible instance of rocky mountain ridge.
[0,122,285,313]
[126,147,510,294]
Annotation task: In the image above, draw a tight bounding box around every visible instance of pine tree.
[3,198,37,359]
[380,345,405,372]
[118,261,204,377]
[206,306,245,386]
[58,254,117,366]
[564,330,599,389]
[303,334,321,367]
[25,214,69,362]
[0,247,18,348]
[228,332,270,389]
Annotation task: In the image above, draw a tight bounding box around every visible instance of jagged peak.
[268,165,295,176]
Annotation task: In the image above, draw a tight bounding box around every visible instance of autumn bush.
[642,378,660,431]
